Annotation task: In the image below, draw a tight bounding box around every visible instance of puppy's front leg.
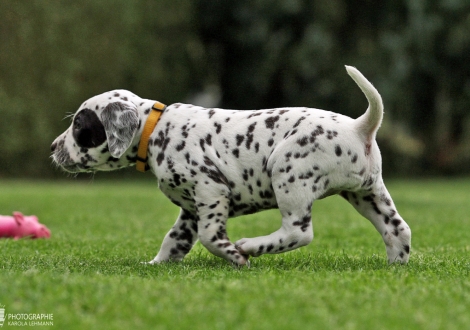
[196,196,249,266]
[148,208,198,264]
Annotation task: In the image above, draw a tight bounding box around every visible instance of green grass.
[1,178,469,330]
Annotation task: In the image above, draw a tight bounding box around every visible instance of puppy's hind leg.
[340,178,411,264]
[235,180,316,258]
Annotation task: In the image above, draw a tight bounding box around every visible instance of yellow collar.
[136,101,166,172]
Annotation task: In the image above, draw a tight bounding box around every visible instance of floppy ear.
[100,102,139,158]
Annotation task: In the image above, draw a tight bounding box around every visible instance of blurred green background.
[1,0,469,178]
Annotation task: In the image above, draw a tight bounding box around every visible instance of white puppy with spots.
[51,66,411,266]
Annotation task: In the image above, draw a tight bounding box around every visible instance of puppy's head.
[51,90,142,173]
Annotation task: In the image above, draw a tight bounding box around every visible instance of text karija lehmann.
[7,313,54,327]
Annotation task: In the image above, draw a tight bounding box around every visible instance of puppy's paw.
[143,259,163,265]
[235,238,264,257]
[232,257,251,269]
[143,255,182,265]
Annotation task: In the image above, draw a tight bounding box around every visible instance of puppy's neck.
[135,101,167,172]
[126,99,167,169]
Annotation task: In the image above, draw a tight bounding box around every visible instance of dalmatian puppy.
[51,66,411,266]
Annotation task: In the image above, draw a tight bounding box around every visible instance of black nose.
[51,141,57,152]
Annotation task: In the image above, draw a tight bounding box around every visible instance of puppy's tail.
[345,66,383,140]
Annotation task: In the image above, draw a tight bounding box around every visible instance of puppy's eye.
[74,117,82,130]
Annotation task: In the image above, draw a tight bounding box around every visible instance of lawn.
[1,177,469,330]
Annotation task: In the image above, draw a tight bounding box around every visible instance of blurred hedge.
[1,0,470,178]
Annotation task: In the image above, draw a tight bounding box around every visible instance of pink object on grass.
[0,212,50,239]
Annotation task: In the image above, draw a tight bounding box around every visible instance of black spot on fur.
[203,156,215,167]
[404,245,410,254]
[205,134,212,146]
[242,170,249,181]
[236,134,245,146]
[247,112,262,119]
[314,175,323,184]
[265,116,280,129]
[292,214,310,232]
[259,190,273,199]
[335,145,342,156]
[247,122,256,133]
[176,141,185,151]
[293,116,306,128]
[327,130,338,139]
[391,219,402,227]
[297,136,309,147]
[299,171,314,179]
[244,122,257,150]
[309,125,324,143]
[384,215,390,224]
[156,153,165,165]
[173,173,181,186]
[199,164,228,185]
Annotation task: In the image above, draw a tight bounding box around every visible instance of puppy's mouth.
[59,163,95,174]
[51,149,100,174]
